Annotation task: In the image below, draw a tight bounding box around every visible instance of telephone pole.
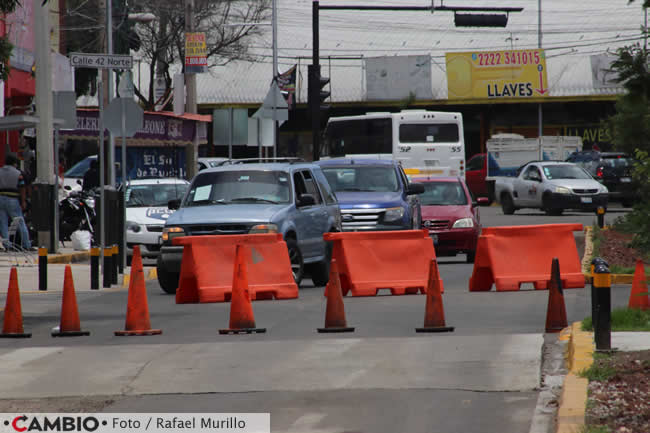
[185,0,198,180]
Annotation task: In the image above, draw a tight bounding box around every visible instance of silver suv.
[156,161,342,293]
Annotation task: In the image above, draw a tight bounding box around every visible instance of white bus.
[322,110,466,178]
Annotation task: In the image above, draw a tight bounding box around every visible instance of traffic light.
[308,64,331,114]
[454,13,508,27]
[114,1,141,54]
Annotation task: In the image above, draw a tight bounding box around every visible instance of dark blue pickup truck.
[317,158,424,231]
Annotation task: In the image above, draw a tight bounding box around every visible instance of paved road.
[0,205,631,433]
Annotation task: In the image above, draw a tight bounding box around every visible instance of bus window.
[399,123,459,143]
[324,118,392,156]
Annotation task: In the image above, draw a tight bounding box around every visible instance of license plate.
[581,197,593,203]
[621,177,632,183]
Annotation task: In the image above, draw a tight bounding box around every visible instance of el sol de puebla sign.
[446,49,549,100]
[69,53,133,69]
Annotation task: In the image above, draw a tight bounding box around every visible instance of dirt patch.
[586,350,650,432]
[597,229,647,269]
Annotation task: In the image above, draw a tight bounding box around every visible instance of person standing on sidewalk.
[0,154,33,250]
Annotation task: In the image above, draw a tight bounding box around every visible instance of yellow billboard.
[446,49,548,100]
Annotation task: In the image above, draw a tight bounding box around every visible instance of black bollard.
[596,206,605,229]
[592,260,612,351]
[90,247,100,290]
[103,247,112,288]
[38,247,47,291]
[111,245,118,285]
[590,257,607,330]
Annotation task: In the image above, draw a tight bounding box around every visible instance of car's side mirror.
[476,197,489,206]
[406,183,425,195]
[168,199,181,210]
[297,193,316,207]
[76,179,82,185]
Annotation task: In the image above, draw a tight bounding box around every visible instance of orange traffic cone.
[115,245,162,336]
[318,259,354,333]
[628,259,649,311]
[545,258,568,333]
[219,244,266,334]
[0,267,31,338]
[52,265,90,337]
[416,259,454,333]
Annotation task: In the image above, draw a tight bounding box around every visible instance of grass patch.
[609,263,650,274]
[582,307,650,332]
[579,352,616,381]
[591,224,603,257]
[580,425,611,433]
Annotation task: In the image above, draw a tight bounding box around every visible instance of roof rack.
[222,157,306,165]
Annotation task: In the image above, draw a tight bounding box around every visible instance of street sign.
[252,82,288,123]
[104,97,144,137]
[69,52,133,70]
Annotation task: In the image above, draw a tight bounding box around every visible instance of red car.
[412,177,488,263]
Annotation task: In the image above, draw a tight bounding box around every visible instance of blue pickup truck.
[317,158,424,231]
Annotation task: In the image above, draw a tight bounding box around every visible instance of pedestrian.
[0,153,33,250]
[82,159,99,191]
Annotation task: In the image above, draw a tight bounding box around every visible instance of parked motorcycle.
[59,189,97,244]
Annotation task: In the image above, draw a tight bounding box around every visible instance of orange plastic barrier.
[469,224,585,292]
[323,229,443,296]
[174,233,298,303]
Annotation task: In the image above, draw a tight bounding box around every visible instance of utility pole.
[272,0,278,158]
[34,0,55,250]
[538,0,543,159]
[185,0,198,180]
[311,0,320,162]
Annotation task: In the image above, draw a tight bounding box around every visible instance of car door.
[465,154,486,197]
[517,165,543,206]
[292,169,328,260]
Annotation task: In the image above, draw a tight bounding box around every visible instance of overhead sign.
[446,49,548,100]
[185,32,208,74]
[69,53,133,69]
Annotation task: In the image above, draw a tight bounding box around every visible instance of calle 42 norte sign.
[445,49,548,100]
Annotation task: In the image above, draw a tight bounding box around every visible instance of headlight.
[162,226,185,242]
[126,220,141,233]
[85,198,95,209]
[452,218,474,228]
[384,207,405,222]
[554,187,571,194]
[249,224,279,234]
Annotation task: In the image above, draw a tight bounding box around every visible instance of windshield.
[322,165,399,193]
[542,164,593,180]
[126,183,189,207]
[602,156,634,169]
[65,157,94,178]
[185,170,292,206]
[418,181,467,206]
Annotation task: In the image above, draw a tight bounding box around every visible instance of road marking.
[0,347,62,367]
[287,413,332,433]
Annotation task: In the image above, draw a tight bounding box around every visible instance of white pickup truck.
[495,160,609,215]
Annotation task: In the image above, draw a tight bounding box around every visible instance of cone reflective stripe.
[219,244,266,334]
[53,265,90,337]
[628,259,649,311]
[0,267,31,338]
[545,258,568,333]
[115,245,162,336]
[318,259,354,333]
[416,259,454,333]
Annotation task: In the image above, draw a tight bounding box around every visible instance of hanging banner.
[446,49,548,100]
[277,64,297,109]
[185,32,208,73]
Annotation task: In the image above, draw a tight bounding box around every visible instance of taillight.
[596,167,603,178]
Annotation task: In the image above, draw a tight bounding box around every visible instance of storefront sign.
[446,49,548,100]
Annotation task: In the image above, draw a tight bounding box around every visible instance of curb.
[581,226,634,284]
[122,267,158,287]
[556,322,594,433]
[47,251,90,264]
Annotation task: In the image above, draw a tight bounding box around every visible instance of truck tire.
[501,193,516,215]
[156,256,179,295]
[286,237,304,286]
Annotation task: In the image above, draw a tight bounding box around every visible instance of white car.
[124,178,190,263]
[198,157,230,171]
